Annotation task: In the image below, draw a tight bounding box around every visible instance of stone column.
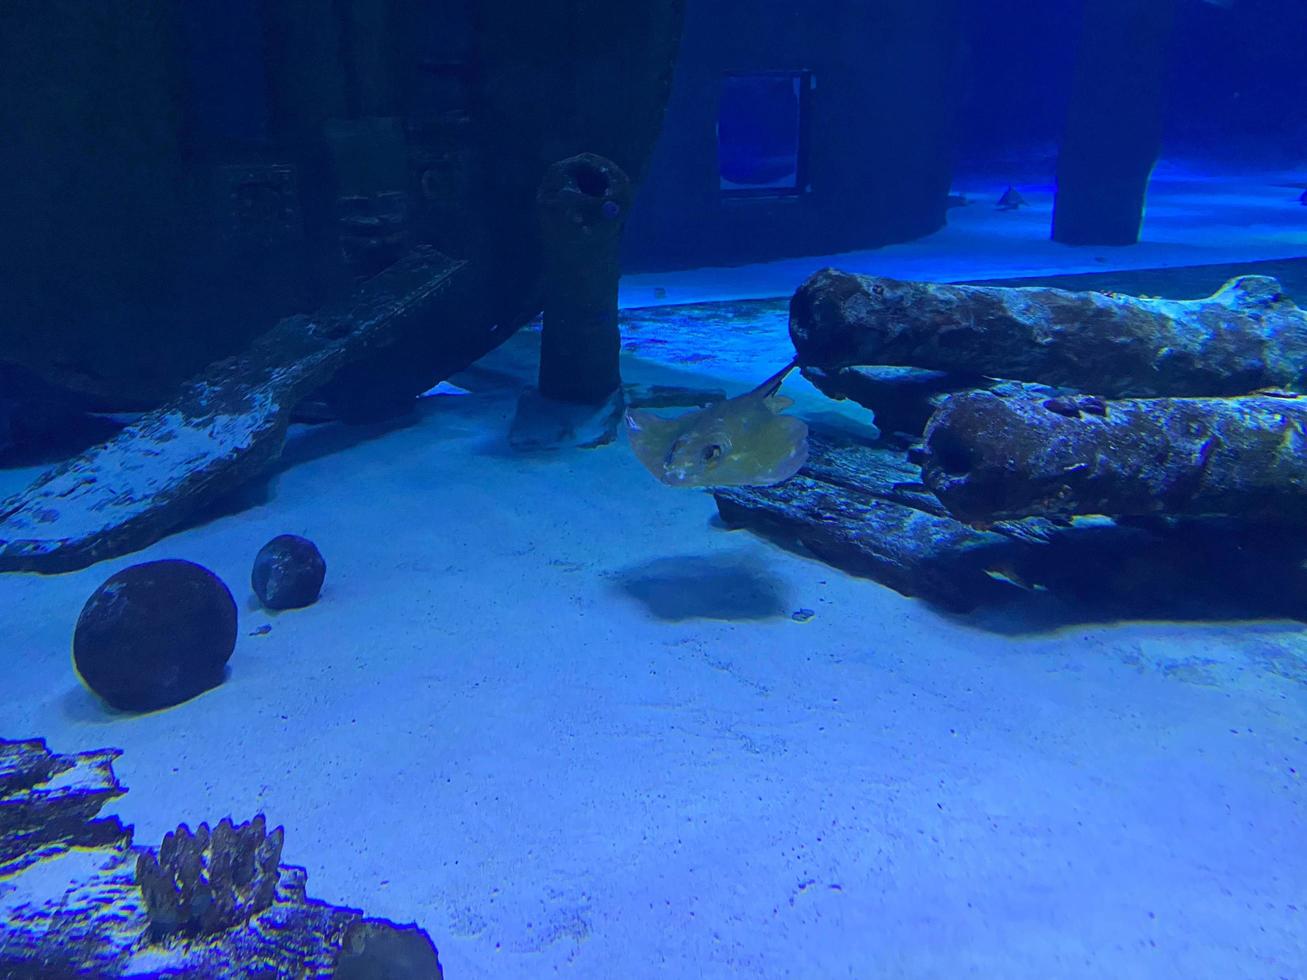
[535,153,633,405]
[1052,0,1178,246]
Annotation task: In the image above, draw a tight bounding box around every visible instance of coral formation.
[135,815,285,939]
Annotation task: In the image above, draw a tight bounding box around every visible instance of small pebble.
[791,608,816,623]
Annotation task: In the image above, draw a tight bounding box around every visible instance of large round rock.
[73,559,237,712]
[252,535,326,610]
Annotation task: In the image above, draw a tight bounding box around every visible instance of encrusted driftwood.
[136,816,284,939]
[920,390,1307,525]
[0,738,442,978]
[789,269,1307,397]
[714,426,1307,617]
[0,247,466,574]
[720,273,1307,614]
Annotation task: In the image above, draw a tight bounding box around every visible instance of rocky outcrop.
[0,737,443,978]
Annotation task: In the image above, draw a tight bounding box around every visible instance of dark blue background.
[956,0,1307,174]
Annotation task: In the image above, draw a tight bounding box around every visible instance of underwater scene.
[2,1,1306,977]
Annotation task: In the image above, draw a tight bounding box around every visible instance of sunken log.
[0,738,442,977]
[789,270,1307,397]
[714,426,1307,618]
[0,248,466,574]
[536,153,633,404]
[920,390,1307,525]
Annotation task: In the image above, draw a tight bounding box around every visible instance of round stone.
[73,559,237,712]
[251,535,326,610]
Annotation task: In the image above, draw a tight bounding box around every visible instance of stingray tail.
[754,357,801,398]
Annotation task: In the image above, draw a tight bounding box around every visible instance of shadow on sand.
[613,552,790,622]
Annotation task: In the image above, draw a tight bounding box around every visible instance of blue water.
[1,4,1305,979]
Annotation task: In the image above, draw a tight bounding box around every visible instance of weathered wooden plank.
[713,427,1307,617]
[714,431,1032,611]
[0,247,466,573]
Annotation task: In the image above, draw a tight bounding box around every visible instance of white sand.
[2,332,1304,978]
[2,170,1306,977]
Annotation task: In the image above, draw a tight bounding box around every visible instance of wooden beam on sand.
[713,426,1307,618]
[0,247,467,573]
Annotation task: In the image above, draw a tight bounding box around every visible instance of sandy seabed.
[2,169,1305,979]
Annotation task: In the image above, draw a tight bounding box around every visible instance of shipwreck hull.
[0,0,686,409]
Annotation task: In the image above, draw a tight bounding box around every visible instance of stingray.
[625,360,809,487]
[996,185,1027,210]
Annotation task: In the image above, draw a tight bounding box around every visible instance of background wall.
[622,0,963,272]
[624,0,1307,272]
[953,0,1307,177]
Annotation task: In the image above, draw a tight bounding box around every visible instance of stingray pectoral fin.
[765,394,795,413]
[752,416,810,485]
[705,415,810,487]
[625,409,686,481]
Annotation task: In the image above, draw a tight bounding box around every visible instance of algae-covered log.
[789,269,1307,397]
[920,390,1307,525]
[801,364,1055,437]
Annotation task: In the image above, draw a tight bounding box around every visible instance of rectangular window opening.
[718,70,811,198]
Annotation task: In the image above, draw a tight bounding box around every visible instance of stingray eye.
[701,444,722,462]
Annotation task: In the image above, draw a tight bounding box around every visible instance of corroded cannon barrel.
[789,269,1307,397]
[536,153,633,405]
[920,390,1307,525]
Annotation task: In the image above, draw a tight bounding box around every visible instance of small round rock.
[252,534,326,610]
[73,559,237,712]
